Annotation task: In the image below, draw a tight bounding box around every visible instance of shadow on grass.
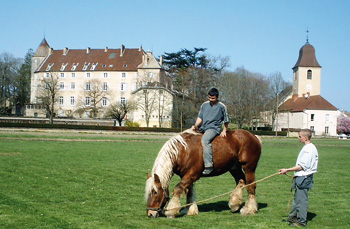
[198,201,268,213]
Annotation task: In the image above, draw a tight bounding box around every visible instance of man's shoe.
[282,216,297,224]
[202,168,213,175]
[289,222,305,227]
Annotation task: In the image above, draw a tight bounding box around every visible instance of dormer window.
[46,63,54,71]
[91,63,98,70]
[71,63,79,71]
[307,70,312,79]
[123,64,128,68]
[83,62,90,71]
[60,63,68,71]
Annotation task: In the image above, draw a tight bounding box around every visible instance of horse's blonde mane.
[145,131,191,201]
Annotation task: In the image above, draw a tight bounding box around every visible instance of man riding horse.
[191,88,230,175]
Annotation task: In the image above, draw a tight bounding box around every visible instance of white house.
[26,38,174,127]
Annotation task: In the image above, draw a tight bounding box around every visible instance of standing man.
[279,129,319,227]
[191,88,230,175]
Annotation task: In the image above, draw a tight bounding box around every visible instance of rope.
[165,172,292,211]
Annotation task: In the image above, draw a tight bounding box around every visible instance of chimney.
[87,47,90,54]
[160,55,163,65]
[120,44,125,57]
[292,94,298,101]
[104,46,108,52]
[63,47,69,55]
[49,48,54,55]
[139,45,142,52]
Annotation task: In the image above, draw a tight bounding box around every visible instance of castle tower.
[30,38,51,103]
[32,38,51,74]
[292,40,322,97]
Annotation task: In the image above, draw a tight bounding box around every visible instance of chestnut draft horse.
[145,129,262,218]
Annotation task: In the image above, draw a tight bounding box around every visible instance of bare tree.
[77,79,110,118]
[36,72,60,124]
[269,72,289,135]
[105,100,137,126]
[219,67,271,129]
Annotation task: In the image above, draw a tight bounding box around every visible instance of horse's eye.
[153,191,158,195]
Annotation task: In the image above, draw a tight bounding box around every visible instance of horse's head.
[145,173,170,218]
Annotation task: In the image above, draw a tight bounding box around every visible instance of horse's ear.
[147,173,151,179]
[153,174,162,189]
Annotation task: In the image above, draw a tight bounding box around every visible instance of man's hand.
[279,169,288,175]
[220,130,227,137]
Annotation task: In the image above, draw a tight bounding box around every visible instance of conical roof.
[293,42,321,69]
[34,38,51,57]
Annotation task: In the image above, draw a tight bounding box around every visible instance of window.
[71,73,75,78]
[325,114,330,121]
[311,114,315,121]
[120,97,126,103]
[86,72,91,78]
[103,73,108,78]
[59,82,65,90]
[70,82,76,90]
[85,82,91,91]
[121,72,126,78]
[310,126,314,132]
[102,97,108,106]
[83,63,90,70]
[325,126,329,134]
[60,73,65,78]
[46,63,54,71]
[307,70,312,79]
[71,63,78,71]
[102,82,108,91]
[60,63,68,71]
[85,97,91,106]
[45,73,50,78]
[120,82,127,91]
[58,96,64,106]
[91,63,98,70]
[148,72,154,78]
[70,96,76,106]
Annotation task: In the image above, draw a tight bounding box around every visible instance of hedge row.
[0,122,287,136]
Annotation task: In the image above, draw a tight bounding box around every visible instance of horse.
[145,129,262,218]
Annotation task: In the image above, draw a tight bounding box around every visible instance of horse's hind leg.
[240,167,258,215]
[185,185,199,216]
[228,165,245,212]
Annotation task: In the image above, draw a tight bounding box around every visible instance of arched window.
[307,70,312,79]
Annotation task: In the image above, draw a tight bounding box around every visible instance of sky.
[1,0,349,111]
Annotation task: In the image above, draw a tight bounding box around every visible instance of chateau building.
[271,40,341,136]
[26,39,174,127]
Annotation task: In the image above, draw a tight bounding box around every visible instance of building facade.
[26,39,173,127]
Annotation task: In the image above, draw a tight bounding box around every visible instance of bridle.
[146,189,170,213]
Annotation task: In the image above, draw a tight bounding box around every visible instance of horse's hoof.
[167,215,175,219]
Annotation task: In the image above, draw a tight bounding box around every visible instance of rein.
[164,172,292,211]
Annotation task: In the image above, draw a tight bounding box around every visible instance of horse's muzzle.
[147,209,160,218]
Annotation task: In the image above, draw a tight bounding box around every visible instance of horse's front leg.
[165,176,197,218]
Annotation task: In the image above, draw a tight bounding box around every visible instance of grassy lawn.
[0,130,350,228]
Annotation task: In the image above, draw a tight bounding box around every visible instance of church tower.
[292,39,322,97]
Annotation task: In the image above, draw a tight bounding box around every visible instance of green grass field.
[1,129,350,228]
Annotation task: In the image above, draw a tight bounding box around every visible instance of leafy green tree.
[14,49,33,115]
